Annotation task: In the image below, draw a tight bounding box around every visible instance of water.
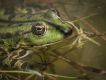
[0,0,106,80]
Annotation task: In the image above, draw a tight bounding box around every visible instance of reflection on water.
[0,0,106,80]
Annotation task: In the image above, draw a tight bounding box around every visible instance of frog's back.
[0,23,25,48]
[0,9,45,48]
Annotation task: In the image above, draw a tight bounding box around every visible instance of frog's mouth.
[33,40,62,47]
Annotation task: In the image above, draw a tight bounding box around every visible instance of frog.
[0,9,102,77]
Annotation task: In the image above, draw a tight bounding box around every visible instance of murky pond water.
[0,0,106,80]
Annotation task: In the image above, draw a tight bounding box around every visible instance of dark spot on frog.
[10,59,18,67]
[14,30,24,36]
[0,32,13,39]
[8,48,15,52]
[5,32,13,38]
[20,14,25,17]
[8,14,16,20]
[20,61,28,70]
[18,49,28,57]
[0,40,4,44]
[27,16,32,19]
[18,23,23,26]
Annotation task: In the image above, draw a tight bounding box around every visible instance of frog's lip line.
[29,40,62,48]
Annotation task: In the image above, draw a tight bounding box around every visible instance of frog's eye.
[44,9,60,19]
[52,10,60,17]
[32,22,46,36]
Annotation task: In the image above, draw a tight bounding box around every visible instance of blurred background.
[0,0,106,80]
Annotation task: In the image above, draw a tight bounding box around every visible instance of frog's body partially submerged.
[0,9,74,76]
[0,10,73,47]
[0,9,101,76]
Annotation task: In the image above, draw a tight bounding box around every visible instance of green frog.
[0,9,101,77]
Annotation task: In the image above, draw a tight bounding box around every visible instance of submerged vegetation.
[0,0,106,80]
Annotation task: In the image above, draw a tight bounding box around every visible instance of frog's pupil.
[36,27,42,30]
[31,22,46,36]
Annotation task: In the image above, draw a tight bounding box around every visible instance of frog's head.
[24,10,73,46]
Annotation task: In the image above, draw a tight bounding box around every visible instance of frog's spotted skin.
[3,49,32,70]
[0,9,73,75]
[0,10,73,48]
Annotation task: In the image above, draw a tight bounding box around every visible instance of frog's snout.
[63,28,73,37]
